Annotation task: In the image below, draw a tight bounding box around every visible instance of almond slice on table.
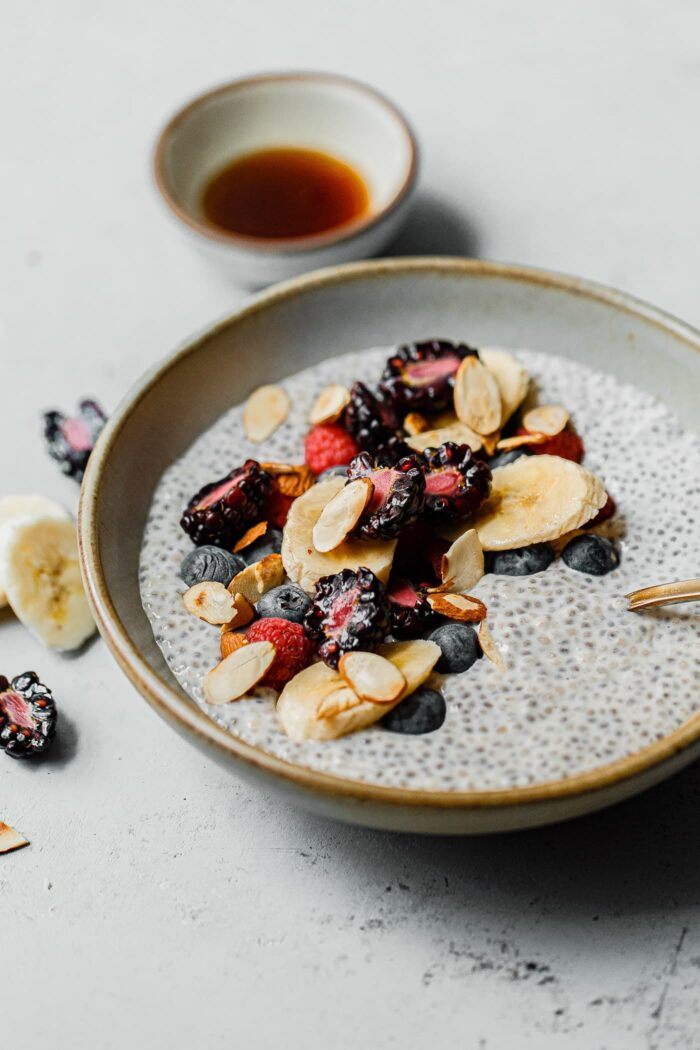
[439,528,484,592]
[309,384,351,425]
[339,651,406,704]
[312,478,373,553]
[495,432,548,451]
[220,630,249,659]
[0,821,29,854]
[479,348,530,426]
[203,641,276,705]
[522,404,569,437]
[234,521,268,552]
[243,385,291,442]
[228,553,285,603]
[454,356,502,436]
[478,620,507,673]
[403,412,430,436]
[281,478,397,593]
[471,455,607,550]
[427,592,487,623]
[183,581,238,624]
[406,422,483,454]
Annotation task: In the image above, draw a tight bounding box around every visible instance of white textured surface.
[139,346,700,789]
[3,2,700,1047]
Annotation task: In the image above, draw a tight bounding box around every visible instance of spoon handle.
[626,578,700,610]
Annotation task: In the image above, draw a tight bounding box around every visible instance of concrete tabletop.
[2,2,699,1047]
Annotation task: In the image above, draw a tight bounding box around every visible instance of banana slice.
[0,496,70,608]
[0,514,96,650]
[479,347,529,426]
[471,455,607,550]
[281,478,396,594]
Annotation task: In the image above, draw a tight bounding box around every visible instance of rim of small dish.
[152,71,419,254]
[78,257,700,812]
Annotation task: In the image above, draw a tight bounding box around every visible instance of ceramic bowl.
[153,72,418,286]
[78,258,700,834]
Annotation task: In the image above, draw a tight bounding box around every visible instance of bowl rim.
[79,256,700,811]
[152,70,419,254]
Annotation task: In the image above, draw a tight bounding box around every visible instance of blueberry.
[239,528,283,565]
[316,465,349,482]
[256,584,312,624]
[488,543,554,576]
[179,545,244,587]
[562,534,619,576]
[489,448,530,470]
[382,687,446,735]
[428,623,481,674]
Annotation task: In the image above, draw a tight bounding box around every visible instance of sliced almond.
[262,462,315,499]
[220,630,249,659]
[427,592,487,623]
[406,422,483,454]
[312,478,373,553]
[403,411,430,436]
[228,553,284,603]
[478,620,507,673]
[183,581,237,625]
[454,356,502,436]
[309,384,351,425]
[0,820,29,854]
[227,592,256,629]
[479,347,530,426]
[522,404,569,437]
[243,385,290,442]
[203,640,276,704]
[496,432,549,451]
[440,528,484,592]
[339,651,406,704]
[377,639,441,693]
[234,521,268,552]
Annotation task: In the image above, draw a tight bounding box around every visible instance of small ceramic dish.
[153,72,418,286]
[78,258,700,834]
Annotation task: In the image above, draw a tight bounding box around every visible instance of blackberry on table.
[304,567,390,668]
[380,339,478,414]
[180,460,270,548]
[419,442,492,524]
[43,398,107,482]
[0,672,57,759]
[343,382,411,465]
[387,578,438,639]
[347,452,425,539]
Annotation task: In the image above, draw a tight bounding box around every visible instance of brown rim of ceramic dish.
[78,257,700,811]
[152,71,419,253]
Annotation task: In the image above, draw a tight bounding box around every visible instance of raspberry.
[181,460,270,548]
[304,567,390,667]
[419,442,492,524]
[0,672,57,759]
[517,427,585,463]
[380,339,477,413]
[347,452,425,539]
[246,618,313,690]
[304,424,360,476]
[343,382,410,464]
[387,578,438,639]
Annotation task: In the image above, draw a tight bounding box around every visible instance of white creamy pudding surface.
[139,346,700,792]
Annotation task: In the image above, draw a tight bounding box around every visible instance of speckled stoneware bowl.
[78,258,700,834]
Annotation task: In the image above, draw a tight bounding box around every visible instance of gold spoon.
[626,578,700,611]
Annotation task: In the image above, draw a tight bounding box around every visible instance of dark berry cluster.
[347,452,425,539]
[386,579,438,639]
[43,398,107,482]
[180,459,270,548]
[380,339,477,413]
[304,567,390,668]
[420,442,492,524]
[343,382,411,465]
[0,672,57,759]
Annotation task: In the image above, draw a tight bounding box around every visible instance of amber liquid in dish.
[201,147,370,239]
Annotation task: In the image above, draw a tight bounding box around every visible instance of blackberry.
[43,398,107,481]
[387,578,438,639]
[304,567,390,668]
[347,452,425,539]
[180,460,270,548]
[420,442,492,524]
[380,338,478,413]
[0,672,57,759]
[343,382,411,464]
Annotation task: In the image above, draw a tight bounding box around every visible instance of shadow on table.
[385,194,481,259]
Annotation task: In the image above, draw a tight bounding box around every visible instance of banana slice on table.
[281,478,396,594]
[0,495,71,608]
[471,454,607,550]
[479,347,530,427]
[0,514,96,650]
